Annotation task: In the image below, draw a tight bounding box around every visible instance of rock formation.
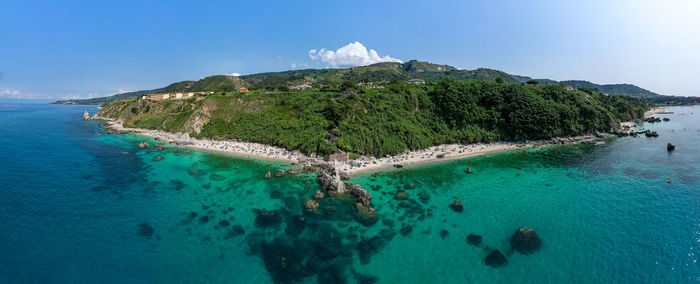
[450,200,463,212]
[274,169,285,177]
[313,190,324,200]
[138,142,150,149]
[83,110,91,120]
[304,199,319,211]
[667,143,676,152]
[510,226,542,253]
[264,171,272,179]
[484,249,507,267]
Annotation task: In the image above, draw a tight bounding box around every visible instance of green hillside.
[54,60,676,105]
[98,80,647,157]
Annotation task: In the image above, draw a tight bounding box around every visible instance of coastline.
[95,117,613,176]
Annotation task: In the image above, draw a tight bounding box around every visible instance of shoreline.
[96,117,613,176]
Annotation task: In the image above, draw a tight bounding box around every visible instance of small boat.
[666,178,672,183]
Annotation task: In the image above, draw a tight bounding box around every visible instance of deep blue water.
[0,103,698,283]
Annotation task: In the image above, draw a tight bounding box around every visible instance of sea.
[0,102,698,283]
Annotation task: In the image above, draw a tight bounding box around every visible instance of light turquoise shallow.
[0,103,698,283]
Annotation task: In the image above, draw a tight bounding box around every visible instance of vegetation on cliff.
[99,79,647,157]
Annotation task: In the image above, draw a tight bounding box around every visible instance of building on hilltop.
[239,87,249,93]
[141,91,213,100]
[288,84,311,90]
[563,85,575,91]
[408,78,426,84]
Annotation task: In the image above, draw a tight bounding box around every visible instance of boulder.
[274,169,285,177]
[138,142,150,149]
[153,156,164,161]
[316,170,345,193]
[313,190,325,200]
[395,191,409,200]
[466,234,482,246]
[264,171,271,179]
[663,117,670,121]
[393,164,403,168]
[339,171,350,181]
[436,153,445,159]
[667,143,676,152]
[287,168,303,175]
[304,199,319,211]
[484,249,507,267]
[510,226,542,253]
[465,167,472,174]
[354,203,379,226]
[450,200,463,212]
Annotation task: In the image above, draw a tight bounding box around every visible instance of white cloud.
[0,88,22,98]
[309,41,402,67]
[117,88,130,94]
[290,62,309,69]
[228,72,241,77]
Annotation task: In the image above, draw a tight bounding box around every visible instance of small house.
[408,78,426,84]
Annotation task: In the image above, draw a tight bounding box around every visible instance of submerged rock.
[209,174,225,181]
[188,169,199,175]
[304,199,319,211]
[450,200,464,212]
[138,142,150,149]
[466,234,483,246]
[465,167,472,174]
[153,156,164,161]
[254,210,281,227]
[395,191,409,200]
[440,229,450,239]
[510,226,542,253]
[287,168,303,175]
[484,249,507,267]
[274,169,285,177]
[313,190,324,200]
[264,171,271,179]
[138,223,154,239]
[354,203,378,226]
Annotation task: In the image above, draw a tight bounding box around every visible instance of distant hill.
[53,60,667,105]
[511,75,661,98]
[51,88,162,105]
[560,80,660,98]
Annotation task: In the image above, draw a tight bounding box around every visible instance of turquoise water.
[1,103,698,283]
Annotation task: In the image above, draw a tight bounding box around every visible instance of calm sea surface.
[0,103,698,283]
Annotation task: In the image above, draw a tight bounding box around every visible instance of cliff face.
[97,97,212,134]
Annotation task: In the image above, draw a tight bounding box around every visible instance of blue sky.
[1,0,699,99]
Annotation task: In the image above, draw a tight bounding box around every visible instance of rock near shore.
[510,226,542,253]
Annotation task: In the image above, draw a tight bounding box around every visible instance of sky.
[1,0,699,100]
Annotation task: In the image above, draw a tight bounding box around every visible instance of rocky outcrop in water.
[274,169,285,177]
[450,200,463,212]
[484,249,507,267]
[511,226,542,253]
[304,199,319,211]
[264,171,271,179]
[667,143,676,151]
[138,142,150,149]
[83,110,91,120]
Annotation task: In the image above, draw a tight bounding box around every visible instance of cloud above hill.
[309,41,402,67]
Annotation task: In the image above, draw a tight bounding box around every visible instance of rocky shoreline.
[93,114,642,178]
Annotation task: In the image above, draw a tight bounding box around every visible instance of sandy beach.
[98,118,607,176]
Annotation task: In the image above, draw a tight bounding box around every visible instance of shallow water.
[0,103,698,283]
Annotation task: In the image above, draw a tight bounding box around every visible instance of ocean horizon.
[1,102,698,283]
